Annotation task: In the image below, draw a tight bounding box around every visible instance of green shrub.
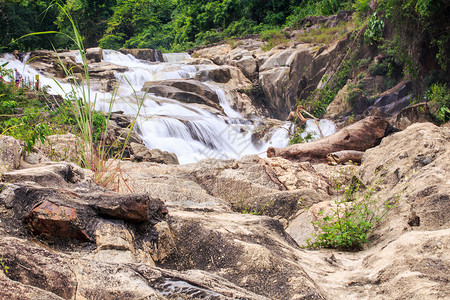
[260,29,289,51]
[99,33,127,50]
[289,128,313,145]
[307,175,397,250]
[364,12,384,45]
[426,83,450,123]
[297,21,355,45]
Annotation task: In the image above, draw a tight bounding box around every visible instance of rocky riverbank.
[0,122,448,299]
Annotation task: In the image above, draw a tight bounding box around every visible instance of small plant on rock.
[307,174,397,250]
[0,257,8,274]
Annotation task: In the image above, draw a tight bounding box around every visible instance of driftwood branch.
[326,150,365,165]
[267,116,389,163]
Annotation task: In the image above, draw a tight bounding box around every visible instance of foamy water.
[0,51,336,164]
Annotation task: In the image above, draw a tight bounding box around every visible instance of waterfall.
[162,53,191,63]
[0,53,72,95]
[0,50,336,164]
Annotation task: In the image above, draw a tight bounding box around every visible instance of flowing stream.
[0,51,336,164]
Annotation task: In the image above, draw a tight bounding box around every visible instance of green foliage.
[0,0,59,51]
[0,81,53,154]
[364,13,384,45]
[0,258,8,274]
[302,59,354,118]
[260,29,289,51]
[307,175,397,250]
[426,83,450,123]
[287,0,352,29]
[56,0,116,48]
[353,0,371,13]
[92,111,107,142]
[377,0,450,70]
[289,128,313,145]
[297,21,355,45]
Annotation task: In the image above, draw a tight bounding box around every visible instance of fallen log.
[267,116,390,163]
[326,150,365,165]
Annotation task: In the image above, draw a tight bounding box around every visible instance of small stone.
[408,211,420,227]
[26,200,89,241]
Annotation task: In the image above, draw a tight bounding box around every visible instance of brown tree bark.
[326,150,365,165]
[267,116,389,163]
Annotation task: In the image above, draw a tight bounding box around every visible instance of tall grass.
[22,2,144,191]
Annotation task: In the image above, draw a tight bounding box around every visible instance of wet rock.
[142,79,224,112]
[26,200,89,241]
[0,135,22,174]
[0,237,265,299]
[86,47,103,62]
[195,66,231,83]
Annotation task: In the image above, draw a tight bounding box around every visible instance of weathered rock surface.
[0,124,448,300]
[142,79,224,112]
[130,142,179,164]
[391,102,434,130]
[86,47,103,62]
[120,48,163,62]
[0,135,22,174]
[287,122,449,299]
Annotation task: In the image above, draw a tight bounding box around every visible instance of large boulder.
[162,209,324,299]
[390,102,434,130]
[130,142,179,164]
[86,47,103,62]
[0,136,22,174]
[0,237,264,299]
[142,79,224,112]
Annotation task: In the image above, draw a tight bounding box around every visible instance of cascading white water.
[0,54,73,95]
[162,53,191,63]
[0,50,336,164]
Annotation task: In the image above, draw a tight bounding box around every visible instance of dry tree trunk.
[267,116,390,163]
[326,150,365,165]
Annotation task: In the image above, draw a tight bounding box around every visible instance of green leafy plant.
[0,257,8,274]
[364,12,384,45]
[289,128,313,145]
[307,175,397,250]
[426,83,450,123]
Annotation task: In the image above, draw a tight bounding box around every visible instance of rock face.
[0,123,449,299]
[0,135,22,174]
[119,48,163,62]
[86,47,103,62]
[142,79,224,112]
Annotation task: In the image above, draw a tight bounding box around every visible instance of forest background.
[1,0,448,64]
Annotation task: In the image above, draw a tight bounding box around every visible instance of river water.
[0,51,336,164]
